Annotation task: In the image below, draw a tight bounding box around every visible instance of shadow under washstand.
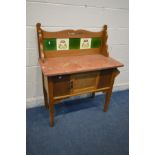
[54,93,105,116]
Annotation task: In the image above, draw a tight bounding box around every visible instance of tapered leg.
[104,90,112,112]
[43,87,49,109]
[42,74,49,108]
[47,76,54,127]
[103,68,119,112]
[49,100,54,127]
[91,92,95,98]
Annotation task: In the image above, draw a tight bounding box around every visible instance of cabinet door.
[71,71,98,93]
[97,69,113,88]
[52,75,70,97]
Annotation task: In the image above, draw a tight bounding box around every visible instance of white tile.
[80,38,91,49]
[113,83,129,91]
[26,82,43,98]
[109,44,129,71]
[33,82,43,97]
[26,27,38,49]
[26,48,39,66]
[108,28,129,45]
[103,9,129,28]
[26,96,44,108]
[27,0,129,9]
[26,2,105,27]
[26,82,34,98]
[57,38,69,50]
[115,70,129,85]
[26,66,42,83]
[27,2,128,28]
[103,0,129,9]
[26,51,29,67]
[27,0,105,8]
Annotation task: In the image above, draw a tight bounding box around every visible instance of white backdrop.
[26,0,129,108]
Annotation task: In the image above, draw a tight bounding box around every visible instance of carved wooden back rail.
[36,23,109,61]
[36,23,123,127]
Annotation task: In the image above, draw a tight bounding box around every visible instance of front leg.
[48,76,54,127]
[103,90,112,112]
[42,74,49,109]
[103,68,119,112]
[91,92,95,98]
[49,99,54,127]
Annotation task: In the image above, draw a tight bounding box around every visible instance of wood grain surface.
[39,54,123,76]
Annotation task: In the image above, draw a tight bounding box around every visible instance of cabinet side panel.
[97,69,113,88]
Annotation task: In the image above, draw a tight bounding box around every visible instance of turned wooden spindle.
[36,23,45,63]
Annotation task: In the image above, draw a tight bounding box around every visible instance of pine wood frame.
[36,23,123,127]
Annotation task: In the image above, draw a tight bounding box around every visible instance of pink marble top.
[39,54,124,76]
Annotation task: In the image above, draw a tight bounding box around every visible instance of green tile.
[43,37,101,51]
[69,38,80,49]
[91,37,102,48]
[43,38,56,51]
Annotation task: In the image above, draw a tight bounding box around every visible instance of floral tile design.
[80,38,92,49]
[43,37,102,51]
[57,38,69,50]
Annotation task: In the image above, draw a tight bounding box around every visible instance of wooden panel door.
[52,75,70,97]
[71,71,99,94]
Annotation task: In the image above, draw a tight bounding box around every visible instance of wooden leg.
[43,87,49,109]
[47,76,54,127]
[103,69,118,112]
[104,90,112,112]
[42,74,49,108]
[49,99,54,127]
[91,92,95,98]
